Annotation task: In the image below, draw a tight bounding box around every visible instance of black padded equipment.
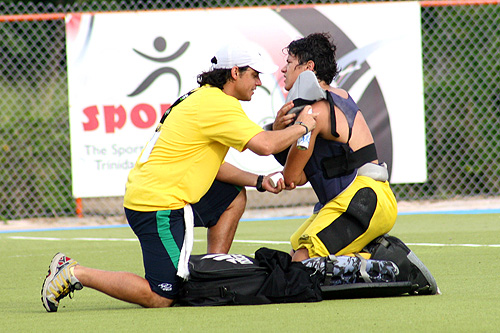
[317,187,377,254]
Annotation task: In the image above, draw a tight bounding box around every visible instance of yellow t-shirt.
[124,86,263,211]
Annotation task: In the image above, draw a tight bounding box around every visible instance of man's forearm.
[216,162,259,187]
[246,123,308,156]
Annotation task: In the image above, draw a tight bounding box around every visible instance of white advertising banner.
[66,2,426,198]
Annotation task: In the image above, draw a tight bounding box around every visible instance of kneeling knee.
[145,294,175,308]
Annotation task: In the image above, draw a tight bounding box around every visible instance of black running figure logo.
[128,37,190,97]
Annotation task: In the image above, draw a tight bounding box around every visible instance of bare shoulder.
[312,99,330,113]
[328,87,348,99]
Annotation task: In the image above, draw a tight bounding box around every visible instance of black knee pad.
[317,187,377,254]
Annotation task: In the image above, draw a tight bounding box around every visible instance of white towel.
[176,203,194,280]
[139,130,161,163]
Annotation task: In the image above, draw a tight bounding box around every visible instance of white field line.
[5,236,289,244]
[5,236,500,247]
[406,242,500,248]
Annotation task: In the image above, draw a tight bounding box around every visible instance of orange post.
[75,198,83,218]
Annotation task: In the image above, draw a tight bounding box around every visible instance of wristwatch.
[256,175,266,192]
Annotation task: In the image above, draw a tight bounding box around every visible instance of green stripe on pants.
[156,210,181,270]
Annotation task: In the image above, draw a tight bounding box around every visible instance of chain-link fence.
[1,0,499,220]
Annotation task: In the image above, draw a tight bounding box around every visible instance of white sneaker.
[41,253,83,312]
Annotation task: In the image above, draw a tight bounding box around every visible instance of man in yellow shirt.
[41,43,318,311]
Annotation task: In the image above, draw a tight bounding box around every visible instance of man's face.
[233,67,262,101]
[281,53,308,91]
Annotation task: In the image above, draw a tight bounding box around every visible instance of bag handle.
[139,90,195,164]
[156,89,195,132]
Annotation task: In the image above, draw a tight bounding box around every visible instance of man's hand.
[272,101,296,130]
[261,172,296,194]
[295,105,318,134]
[245,104,318,156]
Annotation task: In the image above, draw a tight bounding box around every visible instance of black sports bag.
[364,234,439,295]
[178,253,270,306]
[178,248,323,306]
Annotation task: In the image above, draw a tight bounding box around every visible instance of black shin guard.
[317,187,377,254]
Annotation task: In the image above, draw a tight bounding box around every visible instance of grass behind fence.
[1,213,499,332]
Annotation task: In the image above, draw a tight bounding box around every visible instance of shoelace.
[55,282,77,301]
[53,266,77,301]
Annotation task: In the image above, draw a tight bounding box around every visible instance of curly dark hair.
[285,32,340,84]
[197,66,250,89]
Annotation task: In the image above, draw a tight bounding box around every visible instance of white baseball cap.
[211,43,278,74]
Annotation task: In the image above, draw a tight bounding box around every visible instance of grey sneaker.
[41,253,83,312]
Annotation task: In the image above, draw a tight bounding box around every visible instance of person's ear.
[231,66,239,80]
[306,60,315,71]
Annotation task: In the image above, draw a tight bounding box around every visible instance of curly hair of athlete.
[285,32,340,84]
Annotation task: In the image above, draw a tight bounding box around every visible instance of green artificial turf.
[1,213,499,332]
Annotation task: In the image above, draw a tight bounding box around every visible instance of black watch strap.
[256,175,266,192]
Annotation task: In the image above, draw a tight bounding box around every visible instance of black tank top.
[304,91,359,212]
